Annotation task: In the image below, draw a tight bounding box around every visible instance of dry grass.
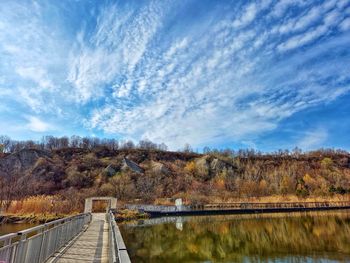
[115,209,150,221]
[154,198,174,205]
[5,195,79,217]
[4,193,350,221]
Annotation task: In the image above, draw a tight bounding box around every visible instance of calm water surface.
[119,210,350,263]
[0,222,38,236]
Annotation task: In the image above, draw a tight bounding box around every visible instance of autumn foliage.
[0,135,350,215]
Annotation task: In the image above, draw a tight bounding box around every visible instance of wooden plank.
[49,213,109,263]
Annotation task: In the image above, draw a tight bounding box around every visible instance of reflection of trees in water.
[120,213,350,263]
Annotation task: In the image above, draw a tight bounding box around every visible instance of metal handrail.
[107,211,118,263]
[107,210,131,263]
[202,201,350,209]
[205,201,350,205]
[125,201,350,213]
[0,213,91,263]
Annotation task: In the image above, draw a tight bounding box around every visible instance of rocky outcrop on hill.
[0,149,51,175]
[195,155,237,179]
[1,146,350,200]
[149,161,170,175]
[122,157,144,174]
[104,164,118,177]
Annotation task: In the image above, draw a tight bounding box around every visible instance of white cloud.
[339,18,350,31]
[16,66,53,90]
[232,1,272,28]
[297,129,328,150]
[276,2,346,52]
[67,1,169,103]
[76,1,350,149]
[271,0,307,18]
[276,5,324,34]
[26,116,52,132]
[0,1,349,149]
[337,0,349,9]
[324,9,342,26]
[277,24,328,51]
[232,2,258,28]
[0,1,70,113]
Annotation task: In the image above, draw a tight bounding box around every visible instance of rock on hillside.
[122,157,144,174]
[149,160,170,175]
[0,149,51,175]
[195,155,237,179]
[104,164,118,177]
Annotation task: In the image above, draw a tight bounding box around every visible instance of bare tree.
[59,136,69,148]
[0,172,21,210]
[183,143,193,153]
[158,143,168,151]
[139,139,157,150]
[121,140,135,150]
[70,135,82,148]
[0,135,12,153]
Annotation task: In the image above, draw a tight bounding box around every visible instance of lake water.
[0,222,38,236]
[119,210,350,263]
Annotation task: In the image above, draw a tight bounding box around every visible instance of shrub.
[65,167,95,189]
[184,161,197,176]
[329,185,348,195]
[109,173,136,200]
[296,188,309,198]
[6,195,78,215]
[321,157,333,170]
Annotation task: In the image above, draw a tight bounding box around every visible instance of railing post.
[1,237,13,263]
[0,213,92,263]
[37,225,47,263]
[14,233,27,263]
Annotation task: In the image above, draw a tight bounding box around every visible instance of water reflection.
[0,222,38,235]
[119,211,350,263]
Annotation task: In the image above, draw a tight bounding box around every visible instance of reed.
[5,195,79,216]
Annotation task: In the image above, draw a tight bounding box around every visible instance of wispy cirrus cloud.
[0,0,349,149]
[67,1,171,103]
[26,116,53,132]
[297,128,329,150]
[340,17,350,31]
[77,0,350,148]
[276,0,347,52]
[0,1,73,115]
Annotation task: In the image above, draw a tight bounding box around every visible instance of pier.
[0,197,131,263]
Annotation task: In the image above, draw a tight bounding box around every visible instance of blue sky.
[0,0,350,151]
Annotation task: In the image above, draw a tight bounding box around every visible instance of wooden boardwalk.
[49,213,109,263]
[0,198,131,263]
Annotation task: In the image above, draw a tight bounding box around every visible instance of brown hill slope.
[1,147,350,209]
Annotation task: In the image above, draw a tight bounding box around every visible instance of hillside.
[1,147,350,212]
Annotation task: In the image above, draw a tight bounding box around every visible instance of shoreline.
[0,213,66,224]
[147,205,350,217]
[118,200,350,221]
[2,199,350,223]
